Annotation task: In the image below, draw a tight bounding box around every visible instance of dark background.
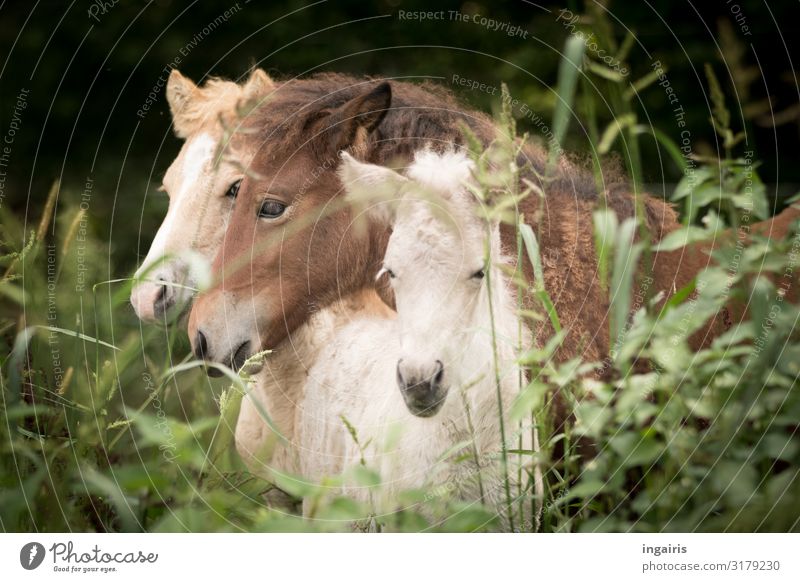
[1,0,798,276]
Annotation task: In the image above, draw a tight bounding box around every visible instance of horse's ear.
[167,70,199,138]
[339,151,406,226]
[318,82,392,158]
[242,68,274,104]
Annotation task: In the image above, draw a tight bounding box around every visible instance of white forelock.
[407,148,474,196]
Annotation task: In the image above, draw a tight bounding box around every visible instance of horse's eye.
[472,268,485,280]
[258,200,287,219]
[381,266,396,279]
[225,179,241,199]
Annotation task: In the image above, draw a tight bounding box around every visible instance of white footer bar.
[1,533,796,581]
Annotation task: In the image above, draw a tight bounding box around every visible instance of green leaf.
[585,59,625,82]
[672,166,714,200]
[598,113,636,154]
[348,464,382,488]
[270,472,324,500]
[761,433,799,462]
[549,34,586,169]
[766,468,799,500]
[566,479,607,499]
[574,401,611,439]
[317,496,366,521]
[519,223,545,289]
[608,432,664,467]
[624,68,666,100]
[654,226,711,252]
[35,325,120,351]
[712,460,757,507]
[509,380,549,423]
[520,222,562,332]
[593,208,618,291]
[610,218,642,343]
[81,469,139,532]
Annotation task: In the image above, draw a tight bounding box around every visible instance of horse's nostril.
[231,341,251,371]
[432,360,444,386]
[195,330,209,361]
[396,358,407,389]
[152,284,172,317]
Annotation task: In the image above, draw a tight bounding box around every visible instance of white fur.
[139,78,542,525]
[140,133,215,267]
[235,289,393,480]
[299,150,543,527]
[131,130,240,320]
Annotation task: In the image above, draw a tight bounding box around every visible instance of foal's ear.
[166,70,199,137]
[339,152,406,226]
[167,69,200,139]
[242,68,275,105]
[318,82,392,157]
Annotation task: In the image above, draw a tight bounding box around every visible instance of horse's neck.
[252,287,392,473]
[281,287,393,370]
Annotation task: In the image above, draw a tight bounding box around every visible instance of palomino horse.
[130,68,273,322]
[129,70,394,481]
[299,149,543,528]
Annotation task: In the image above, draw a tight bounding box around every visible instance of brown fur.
[189,73,799,375]
[679,204,800,333]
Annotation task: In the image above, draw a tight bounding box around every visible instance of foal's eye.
[381,266,396,280]
[471,268,486,280]
[258,200,287,219]
[225,179,241,199]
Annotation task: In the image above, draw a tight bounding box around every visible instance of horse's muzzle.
[396,359,447,417]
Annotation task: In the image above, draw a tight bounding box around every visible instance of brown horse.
[187,73,798,374]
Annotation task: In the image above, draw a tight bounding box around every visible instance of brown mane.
[191,72,795,387]
[249,73,495,157]
[245,73,678,248]
[238,73,681,357]
[247,73,639,207]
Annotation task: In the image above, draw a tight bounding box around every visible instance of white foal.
[299,149,541,527]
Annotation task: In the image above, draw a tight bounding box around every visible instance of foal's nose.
[396,359,446,418]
